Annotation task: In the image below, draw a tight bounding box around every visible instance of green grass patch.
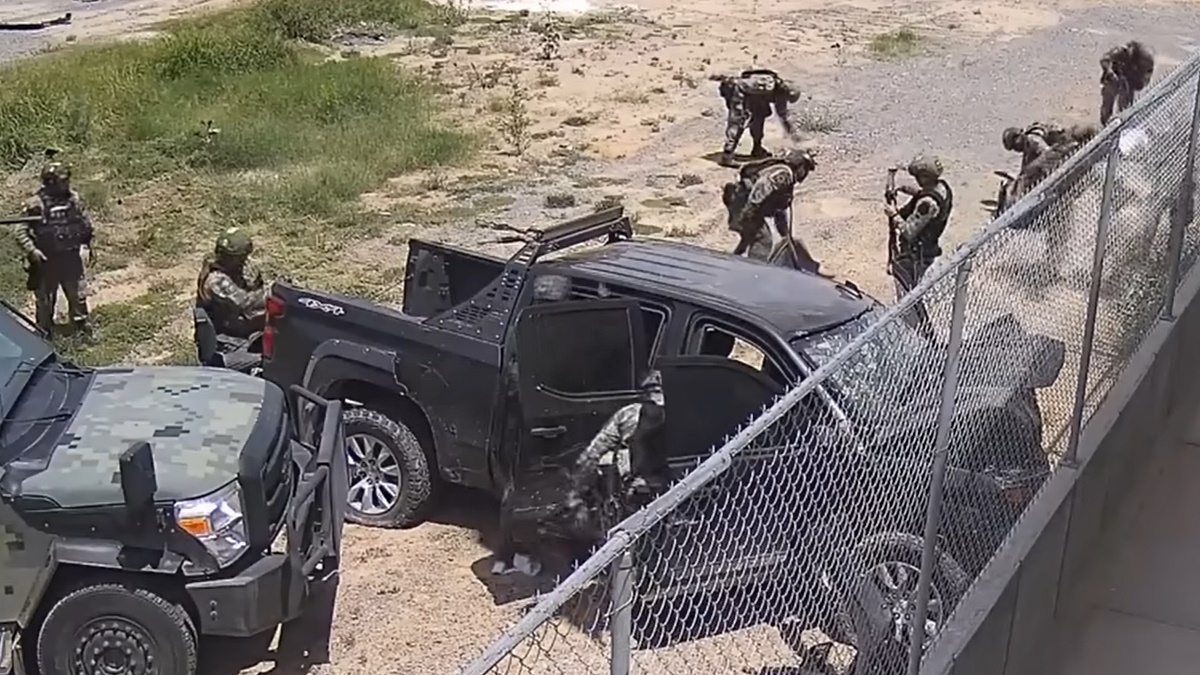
[0,0,475,365]
[868,28,925,58]
[57,284,181,366]
[0,0,471,284]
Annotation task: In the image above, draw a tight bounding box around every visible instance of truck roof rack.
[430,207,633,342]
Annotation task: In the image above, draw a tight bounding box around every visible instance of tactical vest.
[725,158,792,225]
[195,256,245,334]
[903,181,953,260]
[34,196,88,254]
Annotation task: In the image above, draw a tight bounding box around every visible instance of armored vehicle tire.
[36,584,196,675]
[343,406,434,528]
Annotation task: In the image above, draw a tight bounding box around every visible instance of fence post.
[906,259,972,675]
[610,550,634,675]
[1063,140,1123,466]
[1161,76,1200,320]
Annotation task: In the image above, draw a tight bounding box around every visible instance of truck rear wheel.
[343,407,434,528]
[37,584,196,675]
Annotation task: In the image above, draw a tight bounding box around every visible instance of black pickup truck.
[260,207,1064,644]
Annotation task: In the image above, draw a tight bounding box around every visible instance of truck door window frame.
[568,278,672,363]
[682,314,795,388]
[512,298,647,412]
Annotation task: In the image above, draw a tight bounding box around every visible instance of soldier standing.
[716,69,802,167]
[13,160,94,339]
[885,156,953,334]
[725,149,819,266]
[195,228,267,339]
[1099,40,1155,126]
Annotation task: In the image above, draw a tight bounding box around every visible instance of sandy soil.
[4,0,1200,674]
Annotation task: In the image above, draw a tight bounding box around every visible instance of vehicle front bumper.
[185,391,347,638]
[184,551,308,638]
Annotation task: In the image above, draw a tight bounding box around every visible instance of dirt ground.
[4,0,1200,673]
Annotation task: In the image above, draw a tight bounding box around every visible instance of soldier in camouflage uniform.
[1009,123,1098,203]
[886,156,953,335]
[726,148,819,266]
[566,369,668,522]
[13,161,95,339]
[1002,123,1059,174]
[196,228,267,339]
[716,69,803,167]
[1099,40,1155,126]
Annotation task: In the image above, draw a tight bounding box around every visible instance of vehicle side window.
[522,304,637,395]
[661,358,783,461]
[569,281,668,362]
[689,321,790,388]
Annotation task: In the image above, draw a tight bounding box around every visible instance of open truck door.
[504,298,648,533]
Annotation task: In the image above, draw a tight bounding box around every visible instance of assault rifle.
[885,167,899,275]
[0,215,40,226]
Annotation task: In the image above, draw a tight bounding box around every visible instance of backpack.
[722,158,791,227]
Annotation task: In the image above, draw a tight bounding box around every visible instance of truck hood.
[17,366,269,508]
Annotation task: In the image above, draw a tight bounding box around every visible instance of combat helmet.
[907,155,943,181]
[1001,127,1023,151]
[784,148,817,171]
[215,228,254,259]
[40,161,71,185]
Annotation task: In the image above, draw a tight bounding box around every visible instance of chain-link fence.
[460,51,1200,675]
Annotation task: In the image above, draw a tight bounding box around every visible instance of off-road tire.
[343,406,435,528]
[832,532,971,651]
[37,584,196,675]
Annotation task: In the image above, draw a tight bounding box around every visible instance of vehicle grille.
[262,418,292,537]
[241,415,292,550]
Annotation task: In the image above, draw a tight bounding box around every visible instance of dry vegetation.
[0,0,473,364]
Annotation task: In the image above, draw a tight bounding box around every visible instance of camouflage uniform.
[563,371,668,532]
[1009,124,1097,204]
[1002,123,1057,173]
[718,69,802,166]
[13,162,95,338]
[727,149,818,263]
[886,156,953,335]
[1100,41,1155,126]
[195,228,267,339]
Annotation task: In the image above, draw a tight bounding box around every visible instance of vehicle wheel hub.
[75,619,152,675]
[866,561,943,648]
[346,433,403,515]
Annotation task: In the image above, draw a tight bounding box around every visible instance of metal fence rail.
[460,50,1200,675]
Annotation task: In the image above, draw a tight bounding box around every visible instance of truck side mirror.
[120,441,158,525]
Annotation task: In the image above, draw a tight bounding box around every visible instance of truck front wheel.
[37,584,196,675]
[343,407,434,528]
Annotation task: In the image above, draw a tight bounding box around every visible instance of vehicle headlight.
[175,481,248,570]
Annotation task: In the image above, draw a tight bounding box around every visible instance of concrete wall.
[920,257,1200,675]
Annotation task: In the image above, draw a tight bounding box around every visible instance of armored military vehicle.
[0,301,346,675]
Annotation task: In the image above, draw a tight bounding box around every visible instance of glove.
[79,245,91,265]
[883,204,898,219]
[30,249,46,262]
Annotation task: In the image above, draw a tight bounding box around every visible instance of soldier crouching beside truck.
[7,159,95,340]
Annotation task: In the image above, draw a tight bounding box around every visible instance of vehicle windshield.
[791,306,932,417]
[0,303,56,421]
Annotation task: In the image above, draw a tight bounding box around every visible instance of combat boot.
[718,152,738,167]
[750,145,771,159]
